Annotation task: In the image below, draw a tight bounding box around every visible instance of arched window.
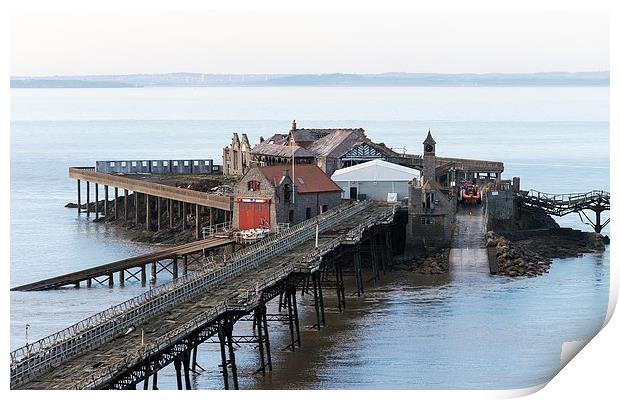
[248,180,261,191]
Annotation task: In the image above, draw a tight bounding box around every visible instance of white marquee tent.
[331,159,420,201]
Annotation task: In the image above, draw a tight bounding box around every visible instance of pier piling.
[77,179,81,216]
[86,181,90,218]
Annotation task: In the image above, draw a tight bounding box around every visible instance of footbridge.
[10,201,399,390]
[518,189,610,233]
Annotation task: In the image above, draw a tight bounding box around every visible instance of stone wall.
[232,167,278,230]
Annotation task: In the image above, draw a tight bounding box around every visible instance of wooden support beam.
[95,183,99,219]
[172,258,178,280]
[77,179,81,215]
[146,194,151,231]
[141,265,146,287]
[124,189,128,223]
[135,192,139,226]
[169,199,174,228]
[86,181,90,218]
[114,187,118,220]
[151,262,157,283]
[182,202,187,230]
[104,185,109,216]
[119,269,125,287]
[157,197,162,231]
[195,204,200,239]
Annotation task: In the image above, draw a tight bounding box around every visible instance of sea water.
[10,86,609,389]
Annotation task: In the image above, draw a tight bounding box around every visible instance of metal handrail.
[72,203,395,389]
[10,201,370,385]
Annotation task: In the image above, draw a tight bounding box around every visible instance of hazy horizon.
[11,10,608,76]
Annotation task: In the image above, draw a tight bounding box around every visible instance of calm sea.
[10,86,610,389]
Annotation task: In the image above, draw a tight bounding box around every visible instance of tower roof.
[423,130,436,146]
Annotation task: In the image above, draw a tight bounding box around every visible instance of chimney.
[291,119,297,130]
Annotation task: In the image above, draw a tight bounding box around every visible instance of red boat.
[460,182,482,205]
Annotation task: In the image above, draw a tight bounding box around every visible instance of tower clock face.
[425,144,434,153]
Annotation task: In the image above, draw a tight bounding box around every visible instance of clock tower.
[422,130,436,183]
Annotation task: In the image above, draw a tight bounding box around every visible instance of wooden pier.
[70,167,233,239]
[10,201,399,390]
[11,237,233,291]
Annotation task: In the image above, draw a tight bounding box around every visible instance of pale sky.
[10,9,609,76]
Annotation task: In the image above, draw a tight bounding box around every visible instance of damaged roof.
[251,142,315,158]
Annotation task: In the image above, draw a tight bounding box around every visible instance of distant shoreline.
[10,72,610,88]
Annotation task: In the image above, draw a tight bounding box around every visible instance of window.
[121,161,127,167]
[247,180,260,191]
[306,207,312,219]
[142,161,147,167]
[321,205,328,213]
[173,161,179,167]
[284,184,291,201]
[109,161,115,167]
[213,165,219,171]
[152,161,158,167]
[184,161,189,167]
[420,217,433,225]
[424,191,436,209]
[205,160,210,165]
[194,160,199,166]
[288,210,294,222]
[131,161,137,167]
[163,161,169,166]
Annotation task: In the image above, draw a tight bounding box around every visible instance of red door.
[238,199,271,230]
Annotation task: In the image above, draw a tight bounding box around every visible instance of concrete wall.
[96,159,218,175]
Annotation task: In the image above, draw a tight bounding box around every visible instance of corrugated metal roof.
[260,164,342,194]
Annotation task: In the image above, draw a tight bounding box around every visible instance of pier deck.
[11,237,234,291]
[11,202,396,390]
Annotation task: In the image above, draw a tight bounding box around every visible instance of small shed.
[331,159,420,201]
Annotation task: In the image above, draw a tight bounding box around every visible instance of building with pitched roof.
[232,164,342,231]
[224,120,399,177]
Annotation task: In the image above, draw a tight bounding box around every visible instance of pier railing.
[72,205,396,389]
[10,201,371,386]
[525,189,609,206]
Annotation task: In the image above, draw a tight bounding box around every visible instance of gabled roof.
[251,142,315,158]
[290,128,365,147]
[331,159,420,182]
[307,130,366,158]
[259,164,342,194]
[347,139,400,158]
